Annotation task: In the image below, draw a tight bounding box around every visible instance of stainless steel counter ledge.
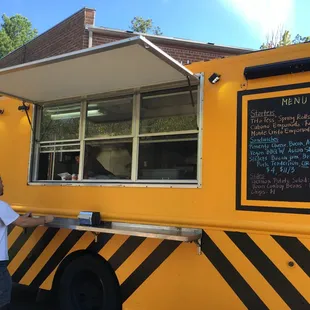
[44,217,202,242]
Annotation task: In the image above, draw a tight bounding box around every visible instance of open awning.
[0,36,199,104]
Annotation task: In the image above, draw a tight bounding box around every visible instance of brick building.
[0,7,252,69]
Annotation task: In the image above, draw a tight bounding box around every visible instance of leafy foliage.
[0,14,37,58]
[86,120,132,137]
[260,27,310,49]
[140,115,197,134]
[130,17,163,35]
[293,34,310,44]
[40,111,80,141]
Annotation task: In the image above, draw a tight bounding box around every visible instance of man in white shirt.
[0,176,54,309]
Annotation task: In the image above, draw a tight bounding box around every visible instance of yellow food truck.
[0,36,309,310]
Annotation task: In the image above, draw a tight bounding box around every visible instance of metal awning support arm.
[19,100,35,135]
[187,76,195,108]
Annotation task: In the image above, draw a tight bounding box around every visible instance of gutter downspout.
[88,30,93,48]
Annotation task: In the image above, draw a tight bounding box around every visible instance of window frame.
[136,87,200,183]
[32,102,82,181]
[29,75,204,188]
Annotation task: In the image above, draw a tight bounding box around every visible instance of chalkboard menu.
[247,93,310,202]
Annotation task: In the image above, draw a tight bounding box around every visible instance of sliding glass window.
[32,87,200,184]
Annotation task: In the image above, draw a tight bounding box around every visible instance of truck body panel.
[1,41,310,309]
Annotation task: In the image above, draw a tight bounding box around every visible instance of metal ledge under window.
[45,217,202,243]
[28,181,201,189]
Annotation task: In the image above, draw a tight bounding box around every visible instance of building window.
[32,87,201,185]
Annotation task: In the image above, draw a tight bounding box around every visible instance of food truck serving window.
[31,87,201,185]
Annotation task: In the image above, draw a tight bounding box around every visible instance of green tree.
[260,28,310,49]
[130,17,163,35]
[293,34,310,44]
[279,30,291,46]
[0,14,37,58]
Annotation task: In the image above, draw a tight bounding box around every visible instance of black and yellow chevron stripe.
[202,231,310,310]
[8,226,181,303]
[7,225,310,309]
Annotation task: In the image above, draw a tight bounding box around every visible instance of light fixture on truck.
[18,104,30,111]
[50,109,104,120]
[208,73,221,84]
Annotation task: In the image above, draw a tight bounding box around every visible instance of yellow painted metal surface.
[7,225,310,309]
[20,228,71,286]
[122,240,246,310]
[116,238,162,285]
[1,44,310,235]
[8,227,46,275]
[1,42,310,309]
[40,231,94,290]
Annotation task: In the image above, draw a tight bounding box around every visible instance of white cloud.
[219,0,295,39]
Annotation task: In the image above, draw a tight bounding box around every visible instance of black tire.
[56,254,122,310]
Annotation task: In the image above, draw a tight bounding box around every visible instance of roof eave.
[86,25,255,55]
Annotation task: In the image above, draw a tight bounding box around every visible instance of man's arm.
[0,201,54,228]
[13,215,54,228]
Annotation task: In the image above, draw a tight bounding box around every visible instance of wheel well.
[52,249,106,292]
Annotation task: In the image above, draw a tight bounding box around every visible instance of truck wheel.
[56,254,122,310]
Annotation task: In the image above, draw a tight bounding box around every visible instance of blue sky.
[1,0,309,49]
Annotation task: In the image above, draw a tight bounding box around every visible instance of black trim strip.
[237,205,310,214]
[121,240,180,303]
[244,58,310,80]
[272,236,310,277]
[201,232,268,310]
[12,228,59,283]
[87,233,114,253]
[236,82,310,215]
[227,232,309,309]
[30,230,84,288]
[9,227,36,262]
[236,92,243,211]
[109,236,145,271]
[239,82,310,96]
